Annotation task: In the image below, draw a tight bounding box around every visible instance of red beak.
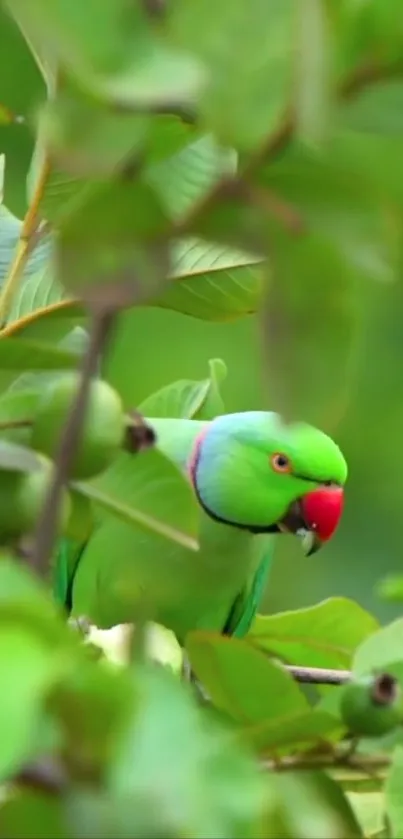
[301,486,344,543]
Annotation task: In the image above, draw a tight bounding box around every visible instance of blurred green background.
[1,5,403,626]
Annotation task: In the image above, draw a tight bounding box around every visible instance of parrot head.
[189,411,347,556]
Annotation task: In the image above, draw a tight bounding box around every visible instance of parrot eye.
[271,453,292,474]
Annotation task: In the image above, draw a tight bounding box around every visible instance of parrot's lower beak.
[299,528,322,556]
[277,499,321,555]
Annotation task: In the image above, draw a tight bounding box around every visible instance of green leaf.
[385,745,403,839]
[249,598,380,669]
[160,238,264,321]
[76,481,198,553]
[0,791,69,839]
[0,556,74,645]
[257,147,399,283]
[261,228,358,425]
[146,134,237,221]
[187,631,309,723]
[348,792,386,839]
[271,771,363,839]
[0,624,63,779]
[353,618,403,675]
[246,708,343,755]
[57,180,170,305]
[75,445,199,547]
[376,574,403,603]
[0,438,43,472]
[0,388,39,422]
[138,357,226,420]
[0,336,81,369]
[294,0,332,147]
[343,82,403,137]
[167,0,293,150]
[94,664,265,839]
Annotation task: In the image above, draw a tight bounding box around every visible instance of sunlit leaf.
[187,631,309,723]
[250,598,379,669]
[138,357,227,420]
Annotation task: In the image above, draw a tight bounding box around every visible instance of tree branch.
[30,308,115,579]
[261,748,390,774]
[284,664,351,686]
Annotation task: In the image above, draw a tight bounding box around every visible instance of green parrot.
[56,411,347,644]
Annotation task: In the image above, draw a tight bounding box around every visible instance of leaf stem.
[30,307,115,579]
[0,155,51,326]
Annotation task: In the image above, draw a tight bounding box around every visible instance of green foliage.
[0,0,402,836]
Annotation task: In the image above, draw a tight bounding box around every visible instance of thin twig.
[30,308,115,579]
[285,664,351,686]
[261,749,391,774]
[0,156,51,325]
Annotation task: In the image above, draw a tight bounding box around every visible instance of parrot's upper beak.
[278,485,344,557]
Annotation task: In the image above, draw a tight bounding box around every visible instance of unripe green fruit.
[0,457,71,540]
[340,673,403,737]
[31,374,125,480]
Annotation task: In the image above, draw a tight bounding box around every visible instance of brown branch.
[16,757,67,795]
[30,308,115,579]
[284,665,351,686]
[261,749,390,774]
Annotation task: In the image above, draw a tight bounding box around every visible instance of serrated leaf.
[353,618,403,675]
[249,598,380,669]
[187,631,308,723]
[385,745,403,839]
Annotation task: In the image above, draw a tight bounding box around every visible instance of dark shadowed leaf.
[57,179,171,305]
[246,708,342,755]
[0,791,69,839]
[257,148,398,283]
[261,227,358,426]
[187,631,308,723]
[167,0,293,150]
[250,598,379,669]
